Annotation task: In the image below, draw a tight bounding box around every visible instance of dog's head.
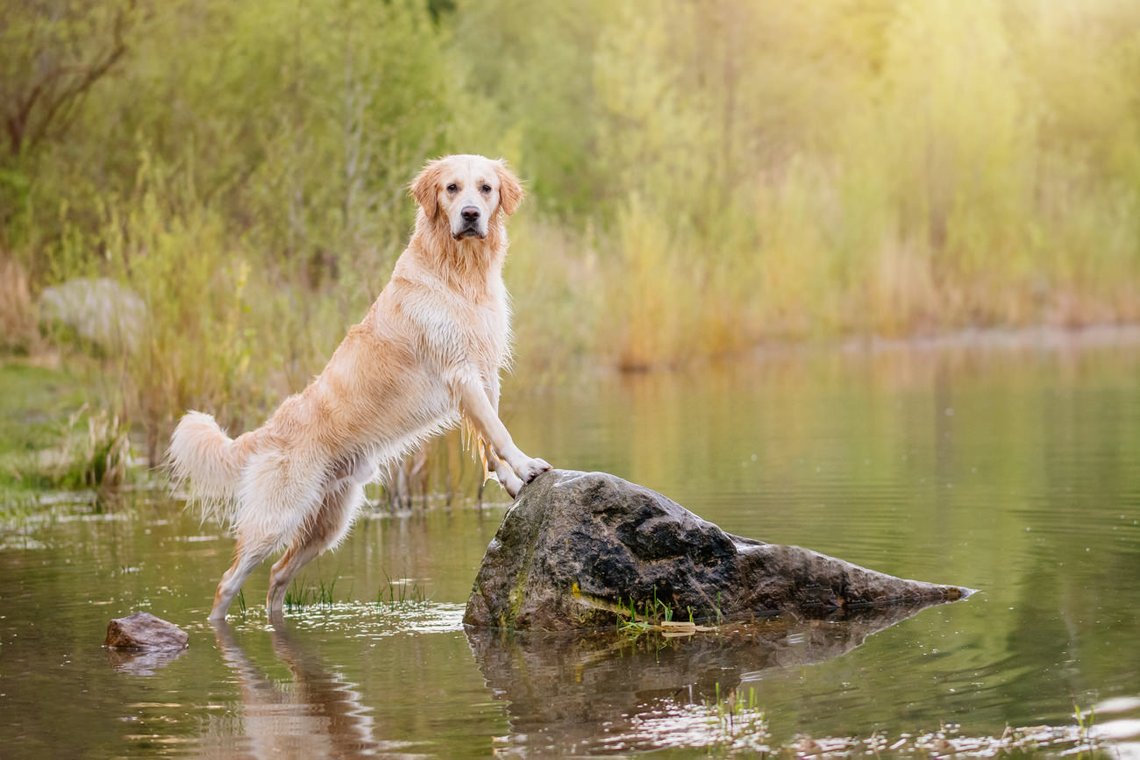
[410,154,523,240]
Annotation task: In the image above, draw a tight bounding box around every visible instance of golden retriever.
[168,154,551,621]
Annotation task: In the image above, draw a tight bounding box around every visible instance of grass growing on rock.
[614,590,719,639]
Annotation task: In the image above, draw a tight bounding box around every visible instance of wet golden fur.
[168,155,550,620]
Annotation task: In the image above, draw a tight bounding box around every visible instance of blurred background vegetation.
[1,0,1139,472]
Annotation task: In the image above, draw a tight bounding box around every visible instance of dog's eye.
[481,184,492,194]
[446,183,458,193]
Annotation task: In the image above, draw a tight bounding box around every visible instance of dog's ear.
[410,159,443,218]
[495,160,524,216]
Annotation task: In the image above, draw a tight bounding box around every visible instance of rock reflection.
[200,620,415,759]
[467,603,943,754]
[104,646,187,676]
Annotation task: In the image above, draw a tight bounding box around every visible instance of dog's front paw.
[492,459,526,498]
[500,471,525,498]
[515,457,552,485]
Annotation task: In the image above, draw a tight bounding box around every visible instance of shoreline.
[643,323,1140,374]
[831,322,1140,355]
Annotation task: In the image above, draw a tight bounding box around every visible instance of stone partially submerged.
[105,612,189,651]
[464,470,971,631]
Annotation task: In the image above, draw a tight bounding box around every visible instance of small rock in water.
[105,612,188,651]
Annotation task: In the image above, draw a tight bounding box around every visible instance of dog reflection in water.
[202,621,395,757]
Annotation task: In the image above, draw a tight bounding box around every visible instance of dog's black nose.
[461,206,480,222]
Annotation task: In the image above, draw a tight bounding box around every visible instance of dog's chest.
[461,290,510,366]
[405,282,509,369]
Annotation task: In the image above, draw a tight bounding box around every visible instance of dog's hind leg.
[210,538,272,621]
[218,446,327,620]
[265,539,322,618]
[265,483,367,616]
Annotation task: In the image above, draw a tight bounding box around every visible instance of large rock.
[464,470,970,631]
[105,612,188,651]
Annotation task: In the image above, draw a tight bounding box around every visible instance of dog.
[168,154,551,621]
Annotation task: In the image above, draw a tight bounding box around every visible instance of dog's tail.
[167,411,259,525]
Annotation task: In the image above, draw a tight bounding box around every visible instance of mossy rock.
[464,470,970,631]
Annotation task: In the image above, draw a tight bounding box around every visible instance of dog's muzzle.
[454,205,485,239]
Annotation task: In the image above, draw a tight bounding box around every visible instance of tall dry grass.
[0,253,38,354]
[2,0,1139,484]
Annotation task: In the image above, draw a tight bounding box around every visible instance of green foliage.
[0,361,131,499]
[0,0,135,156]
[54,404,131,490]
[0,0,137,249]
[3,404,131,494]
[5,0,1140,459]
[8,0,456,456]
[467,0,1140,364]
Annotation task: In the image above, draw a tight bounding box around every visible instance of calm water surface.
[2,334,1138,757]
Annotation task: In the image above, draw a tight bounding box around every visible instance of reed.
[0,254,37,355]
[2,0,1137,481]
[376,575,426,608]
[284,577,337,611]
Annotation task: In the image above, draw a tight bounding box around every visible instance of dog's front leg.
[480,374,525,496]
[457,376,550,495]
[484,440,525,497]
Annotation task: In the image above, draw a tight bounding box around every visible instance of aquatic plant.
[284,578,337,611]
[626,682,770,755]
[709,683,767,750]
[784,721,1105,757]
[1073,702,1097,746]
[61,406,131,490]
[616,589,719,639]
[376,576,426,609]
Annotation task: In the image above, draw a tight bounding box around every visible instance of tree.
[0,0,137,158]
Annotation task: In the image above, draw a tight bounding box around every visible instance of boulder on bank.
[464,470,971,631]
[105,612,188,651]
[39,277,146,353]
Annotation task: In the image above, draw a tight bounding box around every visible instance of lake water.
[2,330,1139,757]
